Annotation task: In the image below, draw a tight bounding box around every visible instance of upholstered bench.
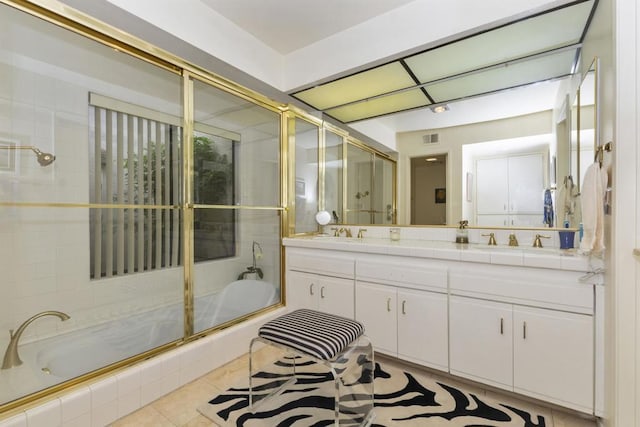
[249,309,375,426]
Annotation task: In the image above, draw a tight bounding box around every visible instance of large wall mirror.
[393,57,600,229]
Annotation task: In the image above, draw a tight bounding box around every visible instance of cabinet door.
[513,306,593,412]
[476,214,508,227]
[450,296,513,389]
[508,154,544,213]
[286,271,318,311]
[397,289,448,370]
[318,276,355,319]
[355,282,396,355]
[476,157,509,214]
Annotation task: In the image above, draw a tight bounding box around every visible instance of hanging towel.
[579,162,608,255]
[543,189,554,227]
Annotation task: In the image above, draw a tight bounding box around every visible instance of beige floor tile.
[183,414,216,426]
[113,350,598,427]
[111,405,175,427]
[201,355,249,390]
[152,378,219,426]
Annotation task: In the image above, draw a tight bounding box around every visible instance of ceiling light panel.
[293,62,415,110]
[426,48,577,102]
[325,89,430,122]
[404,0,593,83]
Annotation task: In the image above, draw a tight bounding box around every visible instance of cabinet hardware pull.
[309,283,314,295]
[402,300,406,315]
[500,318,504,335]
[320,286,325,298]
[523,321,527,339]
[386,298,391,312]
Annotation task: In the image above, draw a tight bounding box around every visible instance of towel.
[543,188,553,227]
[543,188,554,227]
[579,162,608,255]
[558,176,581,227]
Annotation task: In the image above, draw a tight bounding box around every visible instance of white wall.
[610,0,639,424]
[396,111,553,225]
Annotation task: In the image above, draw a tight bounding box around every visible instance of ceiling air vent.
[423,133,439,144]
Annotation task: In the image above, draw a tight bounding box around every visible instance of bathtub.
[0,279,279,405]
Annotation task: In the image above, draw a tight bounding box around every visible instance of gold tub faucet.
[2,310,70,370]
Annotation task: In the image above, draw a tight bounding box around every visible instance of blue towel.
[543,189,554,227]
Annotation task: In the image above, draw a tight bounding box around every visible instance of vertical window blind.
[89,105,182,279]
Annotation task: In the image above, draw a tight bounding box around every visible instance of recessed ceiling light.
[425,157,438,162]
[430,104,449,113]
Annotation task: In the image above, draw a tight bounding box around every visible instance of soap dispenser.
[455,220,469,244]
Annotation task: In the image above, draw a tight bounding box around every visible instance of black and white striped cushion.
[258,309,365,360]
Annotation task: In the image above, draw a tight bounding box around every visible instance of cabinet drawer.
[356,255,447,291]
[450,264,593,313]
[287,248,354,279]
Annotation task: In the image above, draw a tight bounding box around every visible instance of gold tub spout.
[2,310,70,370]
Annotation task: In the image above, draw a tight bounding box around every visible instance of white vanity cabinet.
[286,248,355,318]
[450,296,514,388]
[282,238,600,415]
[287,270,355,318]
[449,263,594,413]
[355,256,448,371]
[512,305,593,412]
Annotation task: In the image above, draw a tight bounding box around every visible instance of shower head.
[32,148,56,166]
[0,145,56,167]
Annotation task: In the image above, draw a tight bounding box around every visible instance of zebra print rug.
[198,357,548,427]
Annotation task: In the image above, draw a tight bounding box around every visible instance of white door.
[513,306,594,412]
[317,276,355,319]
[355,282,397,355]
[476,214,509,227]
[397,289,448,371]
[476,157,508,214]
[286,271,318,311]
[450,295,513,390]
[508,154,544,214]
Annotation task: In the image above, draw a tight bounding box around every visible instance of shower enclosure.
[0,1,283,409]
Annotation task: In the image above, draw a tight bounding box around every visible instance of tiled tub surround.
[284,228,604,417]
[0,307,286,427]
[0,283,279,405]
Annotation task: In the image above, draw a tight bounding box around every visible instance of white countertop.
[283,236,599,272]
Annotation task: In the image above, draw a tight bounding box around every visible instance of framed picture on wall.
[435,188,446,204]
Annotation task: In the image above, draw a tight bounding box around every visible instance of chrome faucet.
[2,310,70,370]
[238,241,264,280]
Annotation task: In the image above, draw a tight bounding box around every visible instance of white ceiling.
[199,0,417,54]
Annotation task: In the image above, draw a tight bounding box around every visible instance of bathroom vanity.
[283,232,603,415]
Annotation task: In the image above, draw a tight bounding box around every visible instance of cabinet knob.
[523,321,527,339]
[320,286,325,299]
[309,283,314,295]
[500,317,504,335]
[402,300,406,315]
[386,298,391,312]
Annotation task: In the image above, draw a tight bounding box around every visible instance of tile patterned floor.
[111,350,598,427]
